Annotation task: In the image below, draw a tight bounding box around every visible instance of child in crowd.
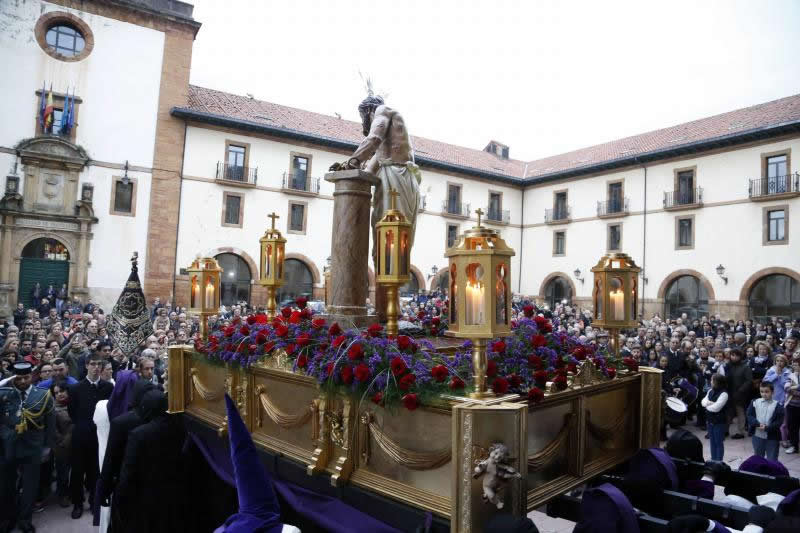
[701,373,729,461]
[746,381,784,461]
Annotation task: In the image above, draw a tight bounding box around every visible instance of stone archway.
[430,265,449,294]
[739,267,800,301]
[409,265,425,292]
[204,246,259,279]
[537,272,577,301]
[284,253,320,284]
[657,269,717,301]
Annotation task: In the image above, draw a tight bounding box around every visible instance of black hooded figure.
[115,390,188,532]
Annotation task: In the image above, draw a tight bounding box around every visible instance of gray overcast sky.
[188,0,800,162]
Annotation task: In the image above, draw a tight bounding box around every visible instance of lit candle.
[476,282,484,324]
[205,280,215,309]
[610,290,623,320]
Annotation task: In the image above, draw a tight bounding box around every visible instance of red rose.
[347,343,364,360]
[264,341,275,353]
[492,377,509,394]
[281,307,292,318]
[301,308,312,320]
[567,363,577,374]
[528,355,543,369]
[255,332,267,345]
[607,368,617,379]
[296,354,308,368]
[431,317,440,326]
[255,314,268,324]
[371,391,384,405]
[248,344,258,353]
[431,365,448,382]
[285,343,296,355]
[328,323,341,336]
[509,374,522,388]
[396,335,412,350]
[224,343,233,352]
[332,335,347,348]
[486,360,497,377]
[288,311,302,324]
[295,296,308,309]
[572,346,587,360]
[237,343,248,353]
[312,318,326,329]
[533,370,548,385]
[224,326,235,338]
[275,324,288,337]
[531,334,547,348]
[553,375,568,390]
[390,356,407,376]
[296,333,311,347]
[354,363,370,382]
[535,315,553,332]
[239,326,250,336]
[367,323,383,338]
[326,362,335,376]
[246,316,257,325]
[417,311,426,320]
[402,393,419,411]
[341,365,353,384]
[398,373,416,391]
[555,367,567,377]
[554,356,566,368]
[491,340,506,353]
[449,376,465,390]
[528,387,544,404]
[623,357,638,370]
[523,305,534,318]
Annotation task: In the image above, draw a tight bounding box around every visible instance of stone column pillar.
[324,169,379,328]
[0,214,15,318]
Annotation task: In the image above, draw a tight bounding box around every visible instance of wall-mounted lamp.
[428,264,439,280]
[573,268,584,284]
[716,264,728,285]
[121,160,131,186]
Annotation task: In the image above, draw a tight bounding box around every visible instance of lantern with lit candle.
[259,212,287,319]
[445,208,515,398]
[376,189,412,335]
[187,256,223,341]
[590,253,641,358]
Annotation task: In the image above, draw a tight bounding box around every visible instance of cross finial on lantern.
[475,208,484,227]
[267,212,279,230]
[388,188,400,211]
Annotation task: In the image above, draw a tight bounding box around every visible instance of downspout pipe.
[171,120,188,304]
[637,157,647,319]
[518,163,528,295]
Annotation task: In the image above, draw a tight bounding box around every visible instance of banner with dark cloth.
[107,252,153,356]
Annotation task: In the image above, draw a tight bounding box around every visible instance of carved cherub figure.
[472,443,521,509]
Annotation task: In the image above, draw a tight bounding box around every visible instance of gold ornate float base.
[168,347,662,533]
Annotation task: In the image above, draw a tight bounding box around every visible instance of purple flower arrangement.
[196,299,635,411]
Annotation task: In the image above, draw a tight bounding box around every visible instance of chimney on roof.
[484,140,509,160]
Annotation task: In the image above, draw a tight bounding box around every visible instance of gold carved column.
[638,367,663,449]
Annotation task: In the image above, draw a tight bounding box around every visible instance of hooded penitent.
[573,483,639,533]
[107,252,153,357]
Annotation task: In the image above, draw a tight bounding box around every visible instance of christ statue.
[331,95,421,320]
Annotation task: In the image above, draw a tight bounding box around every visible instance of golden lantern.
[187,256,223,341]
[590,252,641,358]
[259,212,286,319]
[376,189,412,335]
[445,208,515,398]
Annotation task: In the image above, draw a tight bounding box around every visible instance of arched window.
[277,259,313,304]
[22,238,70,260]
[400,274,420,296]
[215,253,251,307]
[46,23,85,57]
[19,238,70,308]
[748,274,800,322]
[544,276,572,309]
[664,275,709,320]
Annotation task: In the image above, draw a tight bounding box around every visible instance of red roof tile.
[185,86,800,182]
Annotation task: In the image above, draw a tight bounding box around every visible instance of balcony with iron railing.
[597,197,629,218]
[281,173,321,195]
[545,206,571,224]
[441,200,470,218]
[664,187,703,210]
[485,207,510,225]
[748,173,800,201]
[216,162,258,186]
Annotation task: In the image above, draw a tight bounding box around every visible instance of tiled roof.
[524,93,800,179]
[185,85,527,179]
[183,86,800,183]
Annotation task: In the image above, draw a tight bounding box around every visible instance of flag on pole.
[44,84,54,133]
[67,88,75,132]
[38,82,46,131]
[59,89,70,134]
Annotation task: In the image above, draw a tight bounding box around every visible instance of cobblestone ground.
[25,424,800,533]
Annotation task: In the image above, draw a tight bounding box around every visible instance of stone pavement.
[24,423,800,533]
